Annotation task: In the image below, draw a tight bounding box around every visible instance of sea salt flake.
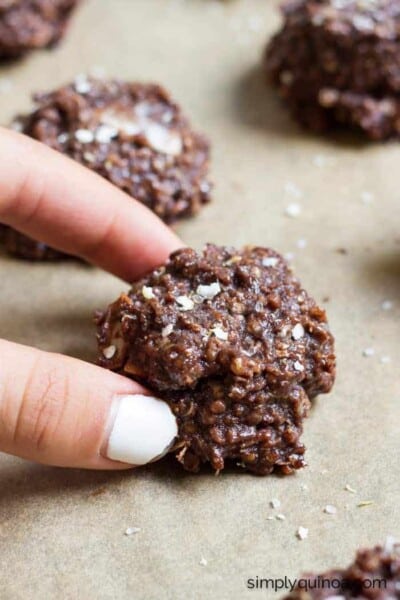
[380,356,391,364]
[324,505,337,515]
[100,110,141,136]
[103,345,116,359]
[196,282,221,299]
[384,536,397,553]
[270,499,281,509]
[285,203,302,218]
[262,257,279,267]
[210,326,228,341]
[297,526,308,540]
[176,295,194,311]
[292,323,305,340]
[57,132,69,144]
[144,122,182,156]
[199,557,208,567]
[276,514,286,521]
[353,14,375,31]
[142,286,155,300]
[75,129,94,144]
[95,124,118,144]
[74,74,92,94]
[125,527,141,536]
[162,324,174,338]
[294,360,304,372]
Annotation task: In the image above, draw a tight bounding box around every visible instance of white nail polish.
[107,395,178,465]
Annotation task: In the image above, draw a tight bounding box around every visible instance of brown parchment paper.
[0,1,399,598]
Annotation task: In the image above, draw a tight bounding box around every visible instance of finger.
[0,128,182,281]
[0,339,177,469]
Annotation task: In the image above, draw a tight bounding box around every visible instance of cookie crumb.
[345,484,357,494]
[362,347,375,357]
[324,505,337,515]
[358,500,374,508]
[297,526,308,540]
[125,527,141,536]
[285,203,302,218]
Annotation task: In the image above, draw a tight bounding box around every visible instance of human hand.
[0,128,182,470]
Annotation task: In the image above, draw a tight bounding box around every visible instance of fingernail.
[106,394,178,465]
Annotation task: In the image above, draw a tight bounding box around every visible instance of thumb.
[0,340,177,469]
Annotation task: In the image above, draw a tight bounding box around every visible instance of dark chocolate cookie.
[0,225,65,260]
[284,539,400,599]
[96,244,335,475]
[266,0,400,139]
[3,78,211,260]
[0,0,79,59]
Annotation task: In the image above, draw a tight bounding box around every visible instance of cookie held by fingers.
[266,0,400,139]
[3,78,211,261]
[0,0,79,59]
[96,244,335,475]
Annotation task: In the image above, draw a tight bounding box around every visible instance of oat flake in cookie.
[266,0,400,140]
[284,540,400,599]
[0,0,79,59]
[96,245,335,475]
[4,78,211,260]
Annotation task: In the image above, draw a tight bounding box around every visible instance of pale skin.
[0,128,183,470]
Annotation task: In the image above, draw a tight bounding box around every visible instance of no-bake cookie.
[265,0,400,139]
[96,244,335,475]
[3,77,211,260]
[284,539,400,599]
[0,0,79,59]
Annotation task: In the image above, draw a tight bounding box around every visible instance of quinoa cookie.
[0,0,79,59]
[265,0,400,139]
[3,77,211,260]
[284,539,400,599]
[0,225,66,260]
[96,244,335,475]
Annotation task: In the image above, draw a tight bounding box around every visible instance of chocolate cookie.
[265,0,400,139]
[284,539,400,599]
[0,225,66,260]
[3,78,211,261]
[96,244,335,475]
[0,0,79,59]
